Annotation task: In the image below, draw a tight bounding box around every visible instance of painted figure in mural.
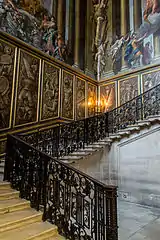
[108,35,130,61]
[92,0,108,47]
[124,32,147,68]
[54,34,67,62]
[40,15,58,56]
[142,41,153,65]
[44,72,58,116]
[18,57,38,122]
[63,77,73,118]
[95,42,106,81]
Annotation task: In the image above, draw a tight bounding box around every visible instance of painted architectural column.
[154,35,160,58]
[68,0,74,56]
[85,0,93,75]
[133,0,142,31]
[121,0,129,36]
[74,0,80,68]
[57,0,65,36]
[52,0,58,20]
[121,0,129,67]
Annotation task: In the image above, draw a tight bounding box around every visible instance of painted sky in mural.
[98,0,160,78]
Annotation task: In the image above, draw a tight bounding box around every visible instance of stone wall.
[108,124,160,208]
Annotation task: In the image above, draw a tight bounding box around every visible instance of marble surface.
[119,200,160,240]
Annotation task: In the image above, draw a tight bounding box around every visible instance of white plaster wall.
[108,124,160,207]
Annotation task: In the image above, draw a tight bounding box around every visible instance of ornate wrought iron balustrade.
[20,83,160,158]
[108,83,160,133]
[20,113,109,158]
[4,134,118,240]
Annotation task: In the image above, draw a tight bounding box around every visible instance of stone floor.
[118,200,160,240]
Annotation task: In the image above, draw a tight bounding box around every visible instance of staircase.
[0,182,65,240]
[59,115,160,165]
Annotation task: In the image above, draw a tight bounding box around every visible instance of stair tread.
[0,181,10,186]
[0,221,57,240]
[0,209,42,226]
[0,198,29,209]
[0,189,18,195]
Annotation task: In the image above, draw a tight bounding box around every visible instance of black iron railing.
[20,83,160,158]
[4,134,118,240]
[108,83,160,133]
[20,113,109,158]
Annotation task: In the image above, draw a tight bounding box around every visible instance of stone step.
[60,156,83,161]
[0,209,42,233]
[85,144,104,149]
[69,151,90,157]
[109,135,122,140]
[146,115,160,120]
[117,130,131,135]
[0,198,30,215]
[147,116,160,122]
[98,139,113,143]
[77,148,97,153]
[93,141,110,146]
[136,120,151,126]
[126,126,140,131]
[0,189,20,200]
[0,182,11,190]
[0,221,59,240]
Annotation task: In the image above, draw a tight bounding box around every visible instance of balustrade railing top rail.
[20,83,160,158]
[4,134,118,240]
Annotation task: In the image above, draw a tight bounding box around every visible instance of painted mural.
[142,69,160,91]
[0,139,6,156]
[0,0,67,63]
[119,76,139,105]
[0,40,15,130]
[93,0,160,79]
[100,83,116,112]
[41,62,59,121]
[61,71,74,120]
[88,83,97,117]
[76,77,85,120]
[14,50,40,126]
